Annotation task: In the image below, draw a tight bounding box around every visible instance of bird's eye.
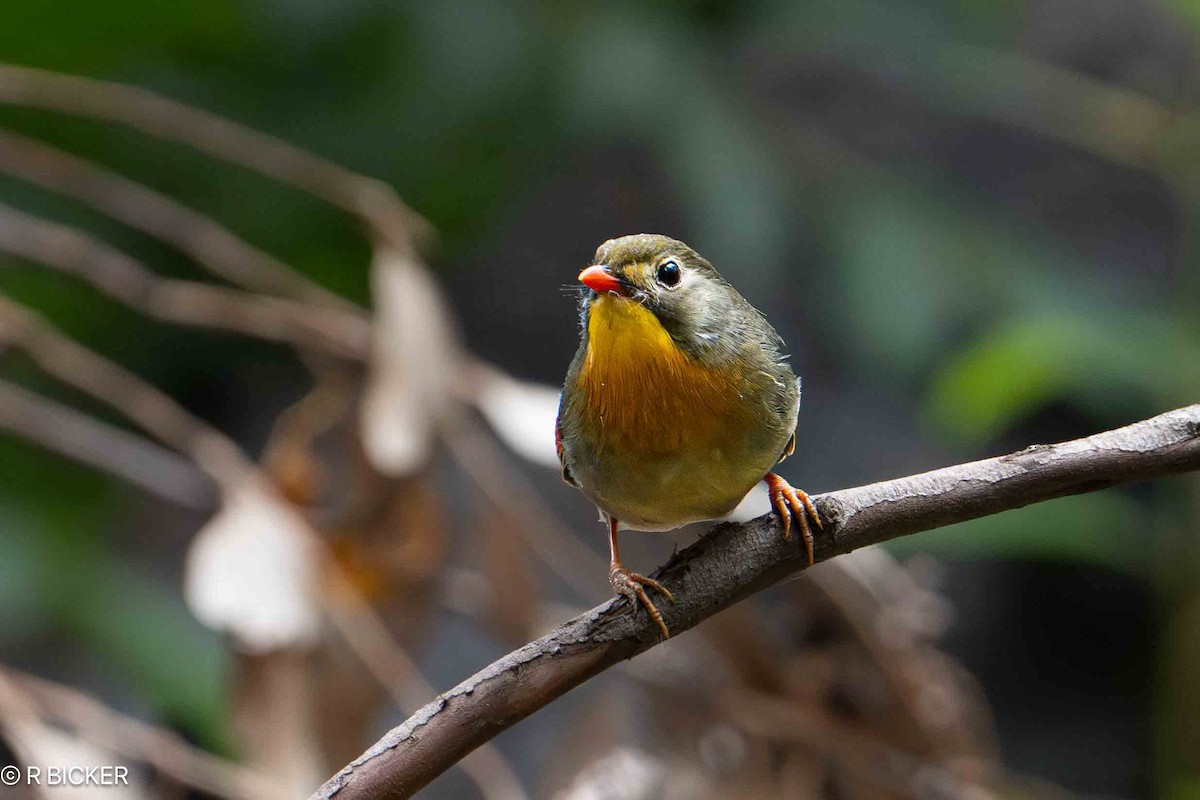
[656,259,682,288]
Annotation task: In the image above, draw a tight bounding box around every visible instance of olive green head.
[578,233,783,367]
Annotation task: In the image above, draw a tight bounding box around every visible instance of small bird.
[557,234,821,638]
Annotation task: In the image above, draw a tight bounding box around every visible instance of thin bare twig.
[804,555,964,757]
[441,414,608,597]
[313,405,1200,799]
[0,293,249,485]
[720,686,996,800]
[0,202,369,358]
[321,574,528,800]
[0,128,361,310]
[0,377,214,509]
[0,64,427,251]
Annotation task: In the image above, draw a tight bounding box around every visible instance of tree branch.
[312,404,1200,800]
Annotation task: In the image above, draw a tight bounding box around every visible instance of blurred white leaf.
[360,246,459,475]
[183,480,321,653]
[554,748,665,800]
[475,367,561,467]
[555,748,708,800]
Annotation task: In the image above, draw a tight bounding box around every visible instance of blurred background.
[0,1,1198,798]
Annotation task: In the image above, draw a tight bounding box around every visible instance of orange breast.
[577,296,749,456]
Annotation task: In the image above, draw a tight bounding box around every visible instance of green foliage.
[886,492,1142,571]
[0,438,228,747]
[927,314,1200,444]
[77,562,228,750]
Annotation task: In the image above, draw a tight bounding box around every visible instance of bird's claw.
[610,566,674,638]
[765,472,822,566]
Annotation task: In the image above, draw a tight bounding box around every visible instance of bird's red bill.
[578,265,625,295]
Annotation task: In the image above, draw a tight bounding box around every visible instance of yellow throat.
[578,295,744,454]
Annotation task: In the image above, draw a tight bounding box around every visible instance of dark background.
[1,1,1199,797]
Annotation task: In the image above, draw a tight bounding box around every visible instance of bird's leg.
[764,472,823,566]
[607,516,674,638]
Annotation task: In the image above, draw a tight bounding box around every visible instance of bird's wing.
[776,376,801,465]
[555,405,577,487]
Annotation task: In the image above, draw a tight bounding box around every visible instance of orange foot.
[610,565,675,639]
[764,472,823,566]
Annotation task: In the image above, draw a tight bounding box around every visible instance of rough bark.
[312,404,1200,799]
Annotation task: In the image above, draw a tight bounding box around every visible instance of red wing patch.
[555,413,576,486]
[555,414,564,462]
[777,431,796,465]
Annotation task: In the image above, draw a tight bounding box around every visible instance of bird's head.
[577,234,742,359]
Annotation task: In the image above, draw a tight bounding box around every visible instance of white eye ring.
[656,259,682,288]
